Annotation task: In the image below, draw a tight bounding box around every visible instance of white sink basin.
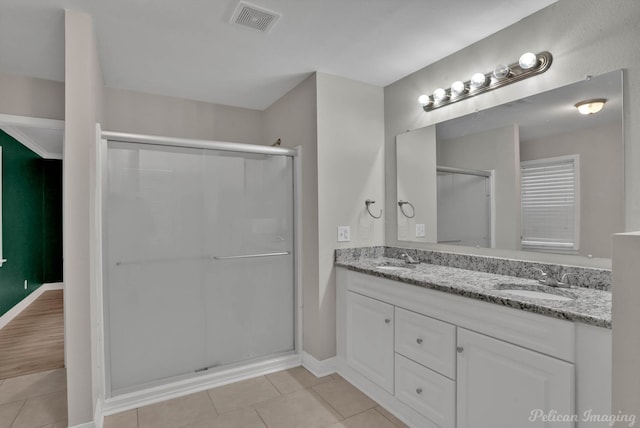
[499,289,574,301]
[375,264,414,272]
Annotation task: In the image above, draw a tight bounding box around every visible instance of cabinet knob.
[416,388,423,394]
[416,338,423,344]
[384,318,391,324]
[457,346,464,353]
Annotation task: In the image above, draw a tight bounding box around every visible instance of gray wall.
[315,73,385,360]
[384,0,638,268]
[612,232,640,423]
[104,88,264,144]
[521,121,624,258]
[0,72,64,120]
[263,74,321,359]
[64,9,103,425]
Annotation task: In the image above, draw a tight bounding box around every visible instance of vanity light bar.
[419,51,553,112]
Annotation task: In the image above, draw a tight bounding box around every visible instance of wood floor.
[0,290,64,380]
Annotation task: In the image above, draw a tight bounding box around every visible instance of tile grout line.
[253,407,269,428]
[205,387,221,416]
[372,407,405,428]
[9,398,28,428]
[308,384,346,421]
[263,373,285,396]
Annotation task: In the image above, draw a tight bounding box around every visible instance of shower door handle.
[212,251,290,260]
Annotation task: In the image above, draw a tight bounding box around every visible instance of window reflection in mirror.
[396,70,623,259]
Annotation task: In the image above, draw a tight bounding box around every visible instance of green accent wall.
[0,130,63,317]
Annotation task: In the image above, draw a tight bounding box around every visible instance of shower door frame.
[95,130,303,414]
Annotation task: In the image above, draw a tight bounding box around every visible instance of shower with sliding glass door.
[100,133,300,399]
[437,166,492,248]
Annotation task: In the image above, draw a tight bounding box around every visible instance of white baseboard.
[94,397,104,428]
[301,351,337,378]
[68,422,96,428]
[0,282,64,330]
[102,352,301,417]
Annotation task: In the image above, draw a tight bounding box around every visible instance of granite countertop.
[336,257,611,328]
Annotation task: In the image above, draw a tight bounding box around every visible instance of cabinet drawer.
[395,354,455,428]
[395,307,456,379]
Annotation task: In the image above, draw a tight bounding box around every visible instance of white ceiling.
[0,0,557,111]
[1,125,63,159]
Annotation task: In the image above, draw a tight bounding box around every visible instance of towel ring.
[365,199,382,219]
[398,200,415,218]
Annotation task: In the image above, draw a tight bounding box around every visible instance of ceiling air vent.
[230,1,281,33]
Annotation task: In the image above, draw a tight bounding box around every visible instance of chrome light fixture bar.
[419,51,553,112]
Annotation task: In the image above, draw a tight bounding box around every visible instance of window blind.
[521,155,579,251]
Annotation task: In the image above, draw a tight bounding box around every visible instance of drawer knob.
[416,338,423,344]
[457,346,464,353]
[384,318,391,324]
[416,388,423,394]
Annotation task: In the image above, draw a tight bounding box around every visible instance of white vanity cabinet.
[394,308,456,428]
[336,268,610,428]
[346,291,395,393]
[457,328,574,427]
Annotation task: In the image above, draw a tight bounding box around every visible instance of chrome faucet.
[532,268,574,288]
[400,252,420,265]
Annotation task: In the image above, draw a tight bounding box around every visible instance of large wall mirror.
[396,70,623,259]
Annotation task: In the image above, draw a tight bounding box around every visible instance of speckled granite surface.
[335,248,611,328]
[336,246,611,290]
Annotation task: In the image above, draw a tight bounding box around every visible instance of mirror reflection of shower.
[437,167,492,248]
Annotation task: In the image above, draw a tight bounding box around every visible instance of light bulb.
[433,88,448,103]
[450,81,466,97]
[519,52,538,69]
[493,64,510,79]
[470,73,487,90]
[418,94,431,107]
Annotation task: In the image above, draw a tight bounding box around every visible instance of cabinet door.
[347,291,394,393]
[457,328,575,428]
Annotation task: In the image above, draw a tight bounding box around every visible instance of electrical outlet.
[24,280,28,290]
[416,224,426,238]
[337,226,351,242]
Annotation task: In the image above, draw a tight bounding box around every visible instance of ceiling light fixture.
[575,99,606,115]
[418,51,552,112]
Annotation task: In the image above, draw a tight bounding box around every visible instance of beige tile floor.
[0,366,409,428]
[0,368,68,428]
[105,367,409,428]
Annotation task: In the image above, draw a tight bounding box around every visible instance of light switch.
[337,226,351,242]
[416,224,426,238]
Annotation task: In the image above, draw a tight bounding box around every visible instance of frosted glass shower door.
[104,142,295,394]
[200,151,295,371]
[437,171,491,247]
